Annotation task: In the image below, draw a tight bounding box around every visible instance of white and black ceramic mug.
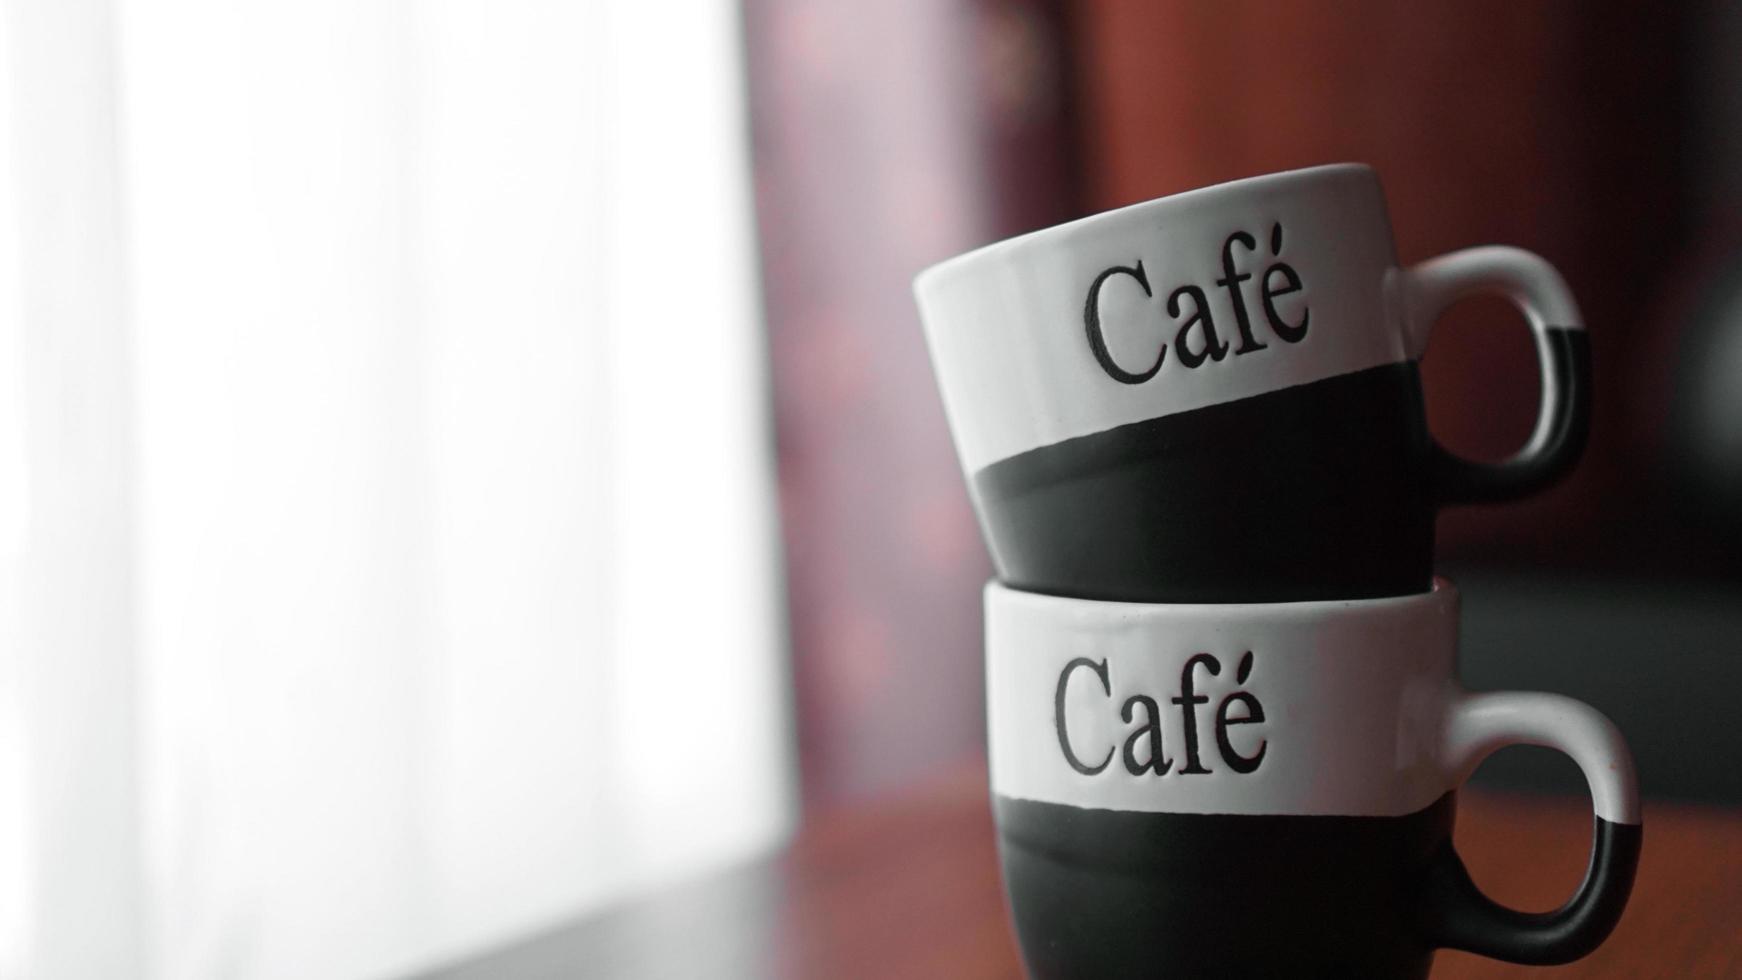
[986,580,1639,979]
[917,164,1589,603]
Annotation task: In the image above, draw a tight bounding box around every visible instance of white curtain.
[0,0,793,977]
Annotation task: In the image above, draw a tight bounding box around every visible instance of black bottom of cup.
[993,792,1456,979]
[971,361,1435,604]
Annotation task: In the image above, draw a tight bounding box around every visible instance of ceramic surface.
[986,580,1640,977]
[917,165,1590,602]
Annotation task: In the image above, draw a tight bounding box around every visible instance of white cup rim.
[914,161,1376,292]
[986,574,1453,619]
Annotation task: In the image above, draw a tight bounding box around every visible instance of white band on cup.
[918,164,1406,473]
[985,581,1461,818]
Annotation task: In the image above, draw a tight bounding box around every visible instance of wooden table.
[422,760,1742,979]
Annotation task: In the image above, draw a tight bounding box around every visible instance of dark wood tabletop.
[423,759,1742,979]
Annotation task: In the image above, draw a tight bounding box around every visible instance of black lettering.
[1168,285,1228,368]
[1261,223,1309,343]
[1218,231,1266,355]
[1171,653,1220,774]
[1215,652,1266,773]
[1084,262,1162,384]
[1120,694,1172,775]
[1055,657,1114,774]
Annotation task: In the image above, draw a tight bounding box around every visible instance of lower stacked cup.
[984,579,1640,979]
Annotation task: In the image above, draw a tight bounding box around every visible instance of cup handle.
[1401,246,1591,504]
[1417,691,1642,964]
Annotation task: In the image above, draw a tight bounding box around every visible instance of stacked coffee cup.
[916,164,1640,979]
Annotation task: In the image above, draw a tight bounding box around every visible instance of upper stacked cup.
[916,164,1589,603]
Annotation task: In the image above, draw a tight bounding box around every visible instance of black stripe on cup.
[971,361,1435,603]
[994,794,1641,977]
[993,792,1456,979]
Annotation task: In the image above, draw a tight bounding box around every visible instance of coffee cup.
[985,578,1639,977]
[917,164,1589,602]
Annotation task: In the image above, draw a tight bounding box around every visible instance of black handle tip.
[1433,326,1591,506]
[1419,817,1641,965]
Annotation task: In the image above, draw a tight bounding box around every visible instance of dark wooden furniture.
[419,759,1742,979]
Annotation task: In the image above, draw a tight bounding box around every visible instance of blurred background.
[1,1,1739,978]
[757,0,1742,810]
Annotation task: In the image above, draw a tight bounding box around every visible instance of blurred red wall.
[745,0,1080,809]
[1075,1,1691,569]
[750,0,1698,809]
